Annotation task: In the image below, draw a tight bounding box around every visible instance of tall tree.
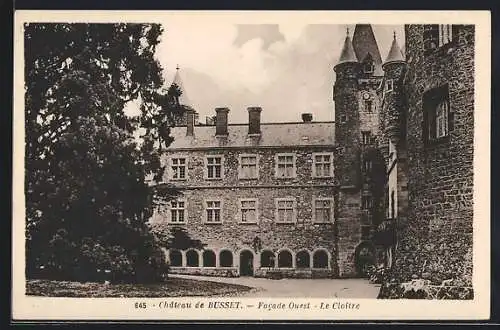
[24,23,179,282]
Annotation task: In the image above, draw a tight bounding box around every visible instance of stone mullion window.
[171,157,186,180]
[169,200,186,224]
[205,200,222,224]
[313,198,334,223]
[239,154,258,179]
[239,199,258,224]
[275,153,296,178]
[312,153,333,178]
[206,156,224,179]
[423,84,453,144]
[275,198,297,224]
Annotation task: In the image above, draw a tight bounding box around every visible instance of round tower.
[381,32,407,146]
[333,28,361,189]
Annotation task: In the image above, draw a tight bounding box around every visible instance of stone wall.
[391,24,475,286]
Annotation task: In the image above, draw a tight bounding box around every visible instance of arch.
[186,249,199,267]
[277,249,293,268]
[169,249,182,267]
[355,242,376,277]
[202,250,216,267]
[239,249,254,276]
[296,250,311,268]
[260,250,275,268]
[219,250,233,267]
[312,249,329,268]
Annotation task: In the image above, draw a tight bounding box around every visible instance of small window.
[361,131,372,145]
[385,79,393,93]
[363,159,373,173]
[169,200,186,223]
[205,200,222,223]
[313,153,333,178]
[240,199,258,224]
[206,156,223,179]
[275,154,296,178]
[239,154,258,179]
[362,196,373,210]
[171,157,186,180]
[423,85,453,144]
[313,198,334,223]
[365,100,373,113]
[364,62,374,74]
[275,198,296,223]
[340,114,347,123]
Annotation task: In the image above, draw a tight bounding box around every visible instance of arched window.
[169,250,182,267]
[296,250,310,268]
[219,250,233,267]
[278,250,293,268]
[186,250,199,267]
[260,250,275,268]
[203,250,216,267]
[313,250,329,268]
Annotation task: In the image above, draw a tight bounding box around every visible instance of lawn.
[26,277,253,297]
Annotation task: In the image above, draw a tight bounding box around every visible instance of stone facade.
[377,24,474,296]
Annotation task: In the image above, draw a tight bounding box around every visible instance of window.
[275,154,296,178]
[362,196,373,210]
[239,154,258,179]
[240,199,258,223]
[171,157,186,180]
[423,25,454,52]
[364,62,374,74]
[423,85,453,143]
[340,114,347,123]
[313,153,333,178]
[206,156,223,179]
[313,198,334,223]
[275,198,296,223]
[169,200,186,223]
[205,200,222,223]
[365,100,373,113]
[362,131,372,145]
[363,159,373,173]
[385,79,393,93]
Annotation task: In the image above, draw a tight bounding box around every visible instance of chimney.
[215,107,230,136]
[302,113,313,123]
[247,106,262,135]
[186,109,195,136]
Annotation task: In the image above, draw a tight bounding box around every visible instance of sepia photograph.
[12,10,490,321]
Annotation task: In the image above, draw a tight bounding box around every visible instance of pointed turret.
[170,65,193,108]
[337,28,358,65]
[352,24,383,75]
[384,32,405,65]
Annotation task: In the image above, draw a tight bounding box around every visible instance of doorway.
[239,250,254,276]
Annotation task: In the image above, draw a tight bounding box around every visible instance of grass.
[26,277,253,297]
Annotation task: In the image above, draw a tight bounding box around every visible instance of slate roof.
[337,34,358,65]
[384,34,405,64]
[352,24,383,76]
[171,68,193,108]
[167,122,335,149]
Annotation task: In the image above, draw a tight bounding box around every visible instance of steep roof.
[352,24,383,76]
[337,34,358,65]
[166,122,335,149]
[171,67,193,108]
[384,33,405,65]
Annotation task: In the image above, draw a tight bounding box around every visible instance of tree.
[24,23,177,282]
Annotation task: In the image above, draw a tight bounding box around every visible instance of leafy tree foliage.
[25,23,182,283]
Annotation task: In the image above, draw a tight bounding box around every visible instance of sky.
[139,22,405,124]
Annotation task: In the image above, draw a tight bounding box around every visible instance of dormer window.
[364,62,374,74]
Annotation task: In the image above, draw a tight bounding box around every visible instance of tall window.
[275,198,296,223]
[423,85,452,143]
[171,157,186,180]
[170,200,186,223]
[439,24,453,47]
[205,200,222,223]
[239,155,258,179]
[424,25,454,52]
[240,199,257,223]
[275,154,296,178]
[314,198,333,223]
[313,153,333,178]
[206,156,223,179]
[365,100,373,113]
[385,79,393,93]
[363,159,373,173]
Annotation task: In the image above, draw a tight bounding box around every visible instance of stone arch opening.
[296,250,311,268]
[169,249,182,267]
[219,250,233,267]
[355,242,375,277]
[202,250,216,267]
[313,250,329,268]
[278,250,293,268]
[186,250,199,267]
[260,250,275,268]
[239,250,254,276]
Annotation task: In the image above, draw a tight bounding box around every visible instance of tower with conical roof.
[169,65,199,126]
[333,25,386,277]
